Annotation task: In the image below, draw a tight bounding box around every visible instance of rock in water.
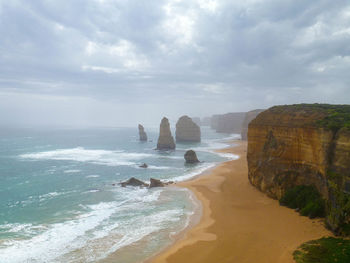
[184,150,200,163]
[139,163,148,168]
[175,116,201,142]
[138,124,148,141]
[149,178,165,188]
[120,177,149,187]
[156,117,176,150]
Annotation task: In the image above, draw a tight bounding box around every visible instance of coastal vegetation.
[293,237,350,263]
[279,185,325,218]
[271,103,350,131]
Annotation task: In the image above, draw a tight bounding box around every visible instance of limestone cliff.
[211,112,246,133]
[156,117,176,150]
[247,104,350,234]
[176,116,201,142]
[138,124,147,141]
[241,109,264,140]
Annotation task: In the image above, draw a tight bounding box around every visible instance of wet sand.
[151,140,331,263]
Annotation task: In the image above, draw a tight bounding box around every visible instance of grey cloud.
[0,0,349,127]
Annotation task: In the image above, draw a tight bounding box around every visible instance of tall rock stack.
[138,124,148,141]
[156,117,176,150]
[175,116,201,142]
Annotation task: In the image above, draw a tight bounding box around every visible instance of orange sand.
[151,141,331,263]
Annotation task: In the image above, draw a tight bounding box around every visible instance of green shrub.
[294,237,350,263]
[279,185,325,218]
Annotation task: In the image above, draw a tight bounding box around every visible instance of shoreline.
[150,140,332,263]
[143,139,238,263]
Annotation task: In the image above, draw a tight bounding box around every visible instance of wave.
[20,147,155,167]
[63,169,81,174]
[0,187,184,263]
[85,175,100,178]
[166,162,217,182]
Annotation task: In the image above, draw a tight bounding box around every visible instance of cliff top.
[252,104,350,132]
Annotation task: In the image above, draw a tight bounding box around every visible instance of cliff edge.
[241,109,264,140]
[247,104,350,234]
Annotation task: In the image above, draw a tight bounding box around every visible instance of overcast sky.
[0,0,349,127]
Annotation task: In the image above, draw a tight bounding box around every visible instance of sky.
[0,0,350,127]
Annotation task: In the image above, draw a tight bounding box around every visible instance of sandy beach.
[151,140,331,263]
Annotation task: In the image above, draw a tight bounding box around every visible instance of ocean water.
[0,126,239,263]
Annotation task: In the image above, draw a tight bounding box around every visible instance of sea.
[0,126,239,263]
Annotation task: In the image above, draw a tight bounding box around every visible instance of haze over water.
[0,126,238,262]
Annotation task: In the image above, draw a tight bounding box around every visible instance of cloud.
[0,0,349,126]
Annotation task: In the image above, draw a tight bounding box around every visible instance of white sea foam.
[63,169,81,174]
[0,202,120,263]
[135,164,174,170]
[85,175,100,178]
[0,188,184,263]
[189,134,241,160]
[167,163,217,182]
[0,223,34,234]
[39,191,65,201]
[20,147,154,167]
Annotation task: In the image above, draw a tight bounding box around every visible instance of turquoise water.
[0,126,238,263]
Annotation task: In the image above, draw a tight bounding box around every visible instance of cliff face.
[176,116,201,142]
[247,104,350,234]
[138,124,147,141]
[211,112,246,133]
[156,117,176,150]
[241,109,264,140]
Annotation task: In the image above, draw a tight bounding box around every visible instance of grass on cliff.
[293,237,350,263]
[278,103,350,132]
[279,185,325,218]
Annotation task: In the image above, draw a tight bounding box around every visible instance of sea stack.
[156,117,176,150]
[184,150,200,163]
[138,124,147,141]
[175,116,201,142]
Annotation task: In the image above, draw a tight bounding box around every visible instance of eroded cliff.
[211,112,246,133]
[241,109,264,140]
[247,104,350,234]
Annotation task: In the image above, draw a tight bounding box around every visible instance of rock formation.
[241,109,264,140]
[210,112,246,133]
[139,163,148,168]
[184,150,200,163]
[175,116,201,142]
[149,178,165,188]
[247,104,350,234]
[156,117,176,150]
[138,124,147,141]
[120,177,149,187]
